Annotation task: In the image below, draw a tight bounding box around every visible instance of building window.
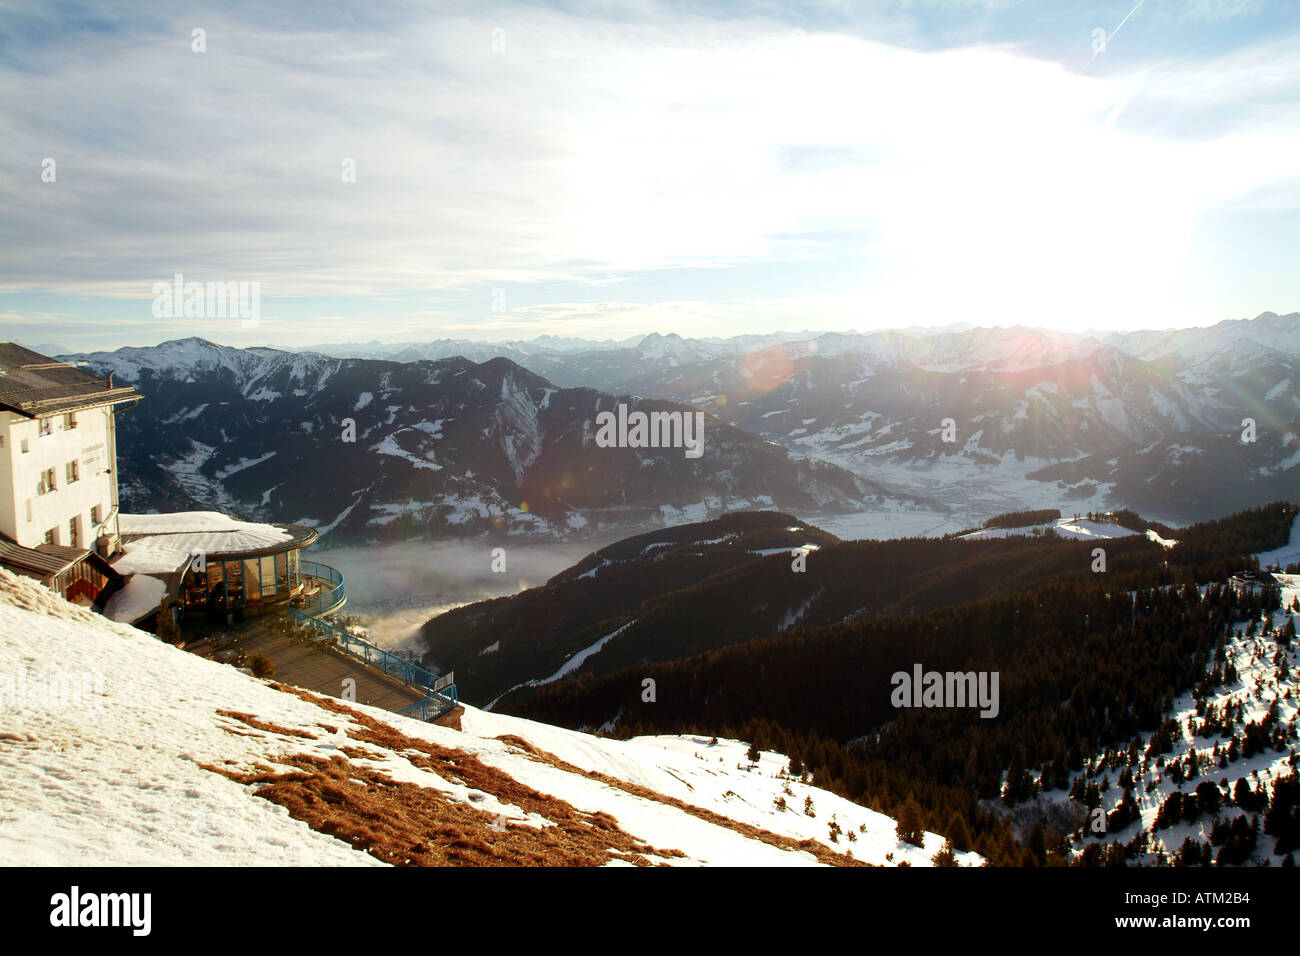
[260,555,277,598]
[62,412,77,429]
[44,528,56,545]
[38,419,52,437]
[25,499,32,523]
[66,460,80,484]
[20,438,29,454]
[90,505,101,525]
[224,560,244,606]
[38,468,56,495]
[243,558,261,601]
[69,516,79,548]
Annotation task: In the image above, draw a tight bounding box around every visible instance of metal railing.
[287,567,457,721]
[398,691,459,722]
[295,560,346,616]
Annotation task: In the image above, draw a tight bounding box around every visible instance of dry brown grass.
[431,705,464,731]
[207,690,688,866]
[340,746,388,761]
[263,684,864,865]
[216,710,317,740]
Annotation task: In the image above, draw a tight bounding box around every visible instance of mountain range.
[63,311,1299,538]
[73,339,884,541]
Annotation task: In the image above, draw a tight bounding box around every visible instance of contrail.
[1085,0,1145,72]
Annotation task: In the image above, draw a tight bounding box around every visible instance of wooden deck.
[183,614,428,715]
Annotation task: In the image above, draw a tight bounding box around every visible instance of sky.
[1,0,1299,351]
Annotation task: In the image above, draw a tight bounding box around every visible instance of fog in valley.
[311,537,619,655]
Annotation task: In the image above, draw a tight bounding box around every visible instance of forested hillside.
[498,502,1299,864]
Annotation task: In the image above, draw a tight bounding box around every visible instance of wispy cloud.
[1,0,1298,343]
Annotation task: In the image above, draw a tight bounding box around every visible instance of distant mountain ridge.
[70,339,893,542]
[59,312,1300,531]
[450,313,1296,524]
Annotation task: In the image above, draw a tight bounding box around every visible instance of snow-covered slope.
[1036,573,1300,866]
[0,569,974,867]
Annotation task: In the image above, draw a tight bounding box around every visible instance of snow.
[0,570,384,867]
[111,542,195,576]
[117,512,293,567]
[538,621,633,684]
[0,568,970,867]
[495,375,543,482]
[120,511,292,540]
[1145,528,1178,549]
[961,518,1141,541]
[1256,514,1300,568]
[1265,378,1291,402]
[114,512,296,580]
[749,543,821,556]
[1054,579,1300,865]
[485,622,636,710]
[1256,433,1300,477]
[372,433,442,471]
[812,509,967,540]
[313,493,363,536]
[459,712,977,867]
[214,451,277,480]
[103,575,167,624]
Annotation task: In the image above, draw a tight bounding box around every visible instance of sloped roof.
[0,343,141,417]
[117,511,318,564]
[0,537,93,580]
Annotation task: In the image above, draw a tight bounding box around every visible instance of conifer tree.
[945,811,974,852]
[895,794,926,848]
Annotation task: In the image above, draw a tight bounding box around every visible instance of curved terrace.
[111,511,324,621]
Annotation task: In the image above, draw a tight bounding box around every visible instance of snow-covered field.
[958,517,1143,541]
[810,508,967,540]
[0,568,971,867]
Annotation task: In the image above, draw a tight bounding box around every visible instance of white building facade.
[0,344,139,557]
[0,405,124,551]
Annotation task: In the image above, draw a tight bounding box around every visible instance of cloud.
[0,0,1298,340]
[1181,0,1263,22]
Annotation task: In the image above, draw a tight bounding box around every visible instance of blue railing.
[288,585,458,721]
[398,691,459,722]
[295,560,346,616]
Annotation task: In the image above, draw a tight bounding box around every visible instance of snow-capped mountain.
[69,339,890,541]
[0,566,974,866]
[60,312,1300,531]
[291,316,1297,526]
[568,314,1300,524]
